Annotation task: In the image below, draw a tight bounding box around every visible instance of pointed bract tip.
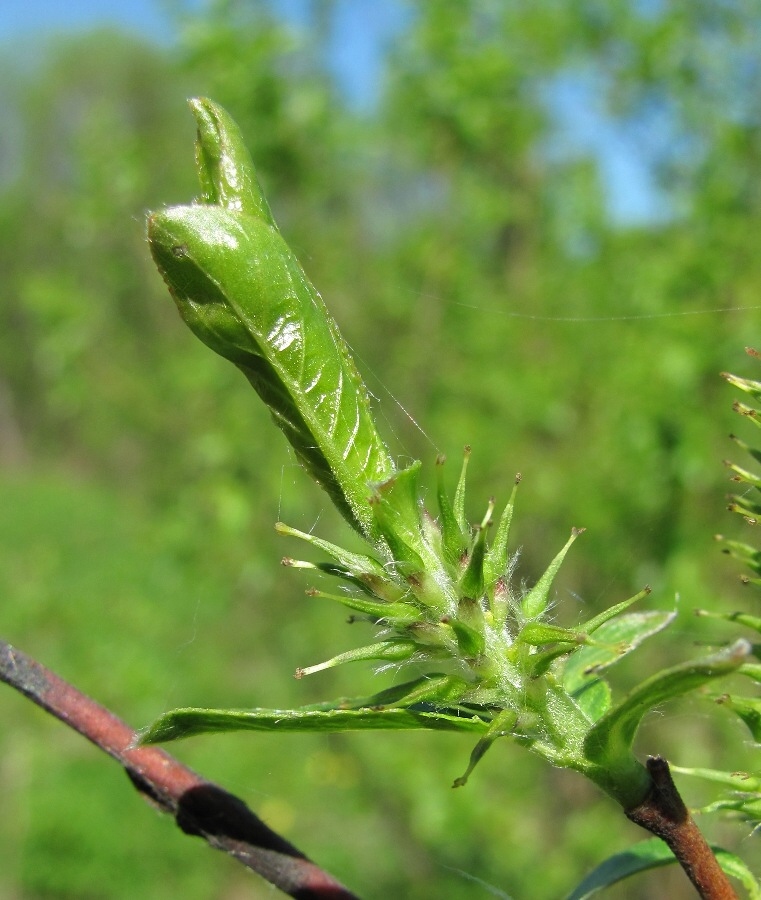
[515,472,522,484]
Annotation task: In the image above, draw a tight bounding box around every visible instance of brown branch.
[625,756,737,900]
[0,638,359,900]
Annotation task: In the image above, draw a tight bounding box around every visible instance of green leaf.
[521,528,584,619]
[370,461,426,568]
[569,678,612,725]
[458,498,492,600]
[452,709,517,788]
[519,622,586,647]
[714,692,761,742]
[564,610,676,685]
[584,640,750,772]
[304,587,418,623]
[137,705,491,745]
[276,521,406,601]
[576,587,652,636]
[295,639,419,678]
[671,764,761,794]
[566,838,761,900]
[436,454,468,566]
[696,607,761,635]
[148,99,395,539]
[723,369,761,403]
[369,462,453,611]
[191,97,276,225]
[484,474,521,592]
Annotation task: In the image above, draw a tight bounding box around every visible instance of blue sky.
[0,0,661,223]
[0,0,178,43]
[0,0,403,110]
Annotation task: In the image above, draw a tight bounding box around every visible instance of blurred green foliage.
[2,2,761,897]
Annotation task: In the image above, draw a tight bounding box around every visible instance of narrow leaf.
[453,446,471,533]
[521,528,584,619]
[453,709,518,788]
[436,455,468,565]
[566,838,761,900]
[714,693,761,742]
[138,705,491,745]
[484,474,521,590]
[295,640,418,678]
[564,610,676,684]
[577,587,651,636]
[584,640,750,769]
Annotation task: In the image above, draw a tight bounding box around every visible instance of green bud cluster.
[280,454,582,697]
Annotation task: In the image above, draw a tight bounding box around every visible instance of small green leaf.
[584,640,750,772]
[370,462,426,569]
[570,678,612,725]
[730,432,761,467]
[304,588,418,623]
[577,587,652,636]
[450,612,486,658]
[671,764,761,794]
[521,528,584,619]
[723,369,761,403]
[566,838,761,900]
[137,705,491,745]
[295,639,418,678]
[436,454,468,566]
[452,446,471,534]
[696,607,761,635]
[370,462,453,611]
[191,97,275,224]
[714,692,761,742]
[458,499,493,600]
[484,474,521,592]
[733,400,761,430]
[519,622,586,647]
[453,709,518,788]
[564,610,676,683]
[276,521,406,601]
[725,459,761,491]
